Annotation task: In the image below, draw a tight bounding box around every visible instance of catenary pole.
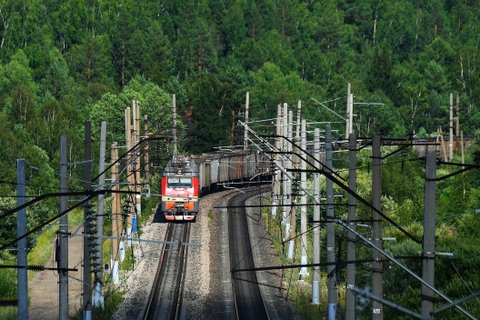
[125,108,133,244]
[449,93,454,161]
[421,149,436,318]
[372,136,384,320]
[93,121,106,308]
[300,119,308,277]
[144,115,150,196]
[456,93,460,137]
[134,101,141,217]
[59,136,69,319]
[172,94,178,159]
[286,109,294,243]
[346,83,351,139]
[111,142,121,284]
[282,103,289,230]
[244,92,249,150]
[326,124,337,319]
[17,159,28,320]
[312,128,321,304]
[83,121,93,320]
[272,104,282,219]
[287,108,298,259]
[345,132,357,320]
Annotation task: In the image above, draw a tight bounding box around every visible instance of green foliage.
[0,1,480,316]
[89,77,176,147]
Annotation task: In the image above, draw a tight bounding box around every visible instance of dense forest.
[1,0,479,318]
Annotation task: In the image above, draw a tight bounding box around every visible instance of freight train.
[159,151,271,221]
[160,158,199,221]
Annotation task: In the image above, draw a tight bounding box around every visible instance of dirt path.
[28,227,84,319]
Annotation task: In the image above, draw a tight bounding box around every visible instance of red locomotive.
[160,158,199,221]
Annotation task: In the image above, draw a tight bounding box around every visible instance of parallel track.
[228,189,269,320]
[144,223,191,320]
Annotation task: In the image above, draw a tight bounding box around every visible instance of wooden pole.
[439,126,447,162]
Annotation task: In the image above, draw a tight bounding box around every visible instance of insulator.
[28,265,45,271]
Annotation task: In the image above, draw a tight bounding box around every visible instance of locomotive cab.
[161,159,199,221]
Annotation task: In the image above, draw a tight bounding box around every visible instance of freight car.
[193,150,271,195]
[159,150,271,222]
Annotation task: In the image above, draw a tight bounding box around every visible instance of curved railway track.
[228,188,269,320]
[139,188,295,320]
[143,222,191,320]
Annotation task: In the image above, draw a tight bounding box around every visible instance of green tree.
[0,49,37,96]
[68,34,115,86]
[249,62,310,120]
[89,77,175,147]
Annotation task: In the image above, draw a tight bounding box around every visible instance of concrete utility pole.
[144,115,151,197]
[125,108,133,244]
[83,121,93,320]
[345,132,357,320]
[449,93,454,161]
[282,103,290,230]
[346,83,350,138]
[59,136,69,320]
[272,104,282,218]
[134,101,141,217]
[16,159,27,320]
[421,149,436,318]
[286,109,294,242]
[288,105,300,259]
[312,128,321,305]
[111,142,121,285]
[296,100,302,150]
[244,92,249,150]
[325,124,337,320]
[93,121,106,308]
[299,119,308,278]
[172,94,178,158]
[346,83,354,139]
[372,136,383,320]
[456,93,460,137]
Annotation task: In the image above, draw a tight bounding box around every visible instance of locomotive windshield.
[168,177,192,187]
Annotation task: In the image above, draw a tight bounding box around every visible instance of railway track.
[228,188,269,320]
[143,222,191,320]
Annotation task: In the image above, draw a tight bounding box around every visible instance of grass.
[260,199,349,319]
[0,195,156,320]
[0,208,85,320]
